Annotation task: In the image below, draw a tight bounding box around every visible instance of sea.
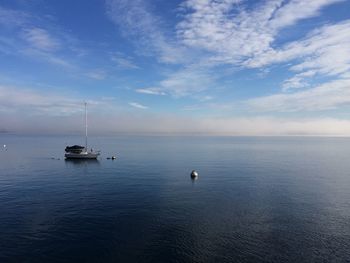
[1,135,350,262]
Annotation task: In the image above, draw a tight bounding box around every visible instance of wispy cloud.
[106,0,188,64]
[0,6,86,71]
[0,85,83,115]
[282,71,317,91]
[159,67,215,97]
[136,88,166,95]
[20,48,75,69]
[85,69,107,80]
[129,102,148,109]
[243,18,350,108]
[247,77,350,112]
[109,0,348,101]
[0,6,30,28]
[269,0,344,30]
[21,27,60,51]
[111,52,139,69]
[245,20,350,71]
[0,85,120,134]
[174,0,350,110]
[139,67,216,98]
[177,0,344,66]
[0,84,123,117]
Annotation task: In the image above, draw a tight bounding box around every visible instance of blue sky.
[1,0,350,135]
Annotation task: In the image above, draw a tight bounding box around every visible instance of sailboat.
[65,102,100,159]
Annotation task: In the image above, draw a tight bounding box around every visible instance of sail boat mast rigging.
[85,101,88,151]
[64,102,100,159]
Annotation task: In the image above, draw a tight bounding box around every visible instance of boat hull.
[65,152,99,159]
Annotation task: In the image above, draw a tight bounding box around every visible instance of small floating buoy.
[191,170,198,178]
[111,156,116,160]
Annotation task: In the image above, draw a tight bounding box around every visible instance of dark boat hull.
[65,152,99,159]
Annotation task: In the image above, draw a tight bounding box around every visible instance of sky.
[1,0,350,135]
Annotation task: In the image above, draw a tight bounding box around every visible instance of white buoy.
[111,156,116,160]
[191,170,198,178]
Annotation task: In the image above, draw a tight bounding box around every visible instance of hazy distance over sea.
[1,135,350,262]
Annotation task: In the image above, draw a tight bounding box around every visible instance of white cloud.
[0,6,29,27]
[106,0,188,64]
[245,20,350,94]
[247,77,350,112]
[176,0,350,112]
[282,70,317,91]
[106,0,348,101]
[177,0,344,66]
[20,48,75,68]
[196,95,213,102]
[0,85,83,115]
[85,69,107,80]
[136,88,166,95]
[159,68,214,97]
[129,102,148,109]
[137,67,215,98]
[0,85,121,117]
[245,21,350,70]
[21,27,60,51]
[111,52,139,69]
[0,6,89,73]
[269,0,344,30]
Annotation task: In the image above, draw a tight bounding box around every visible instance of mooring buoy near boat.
[191,170,198,178]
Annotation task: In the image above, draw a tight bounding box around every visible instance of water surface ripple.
[1,135,350,262]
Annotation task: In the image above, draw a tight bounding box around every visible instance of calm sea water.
[1,135,350,262]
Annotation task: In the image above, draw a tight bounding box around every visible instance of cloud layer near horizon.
[1,85,350,136]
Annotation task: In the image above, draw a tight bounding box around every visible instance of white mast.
[85,101,88,151]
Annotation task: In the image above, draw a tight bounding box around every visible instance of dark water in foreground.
[1,135,350,262]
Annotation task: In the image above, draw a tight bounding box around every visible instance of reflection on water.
[1,135,350,262]
[64,158,100,167]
